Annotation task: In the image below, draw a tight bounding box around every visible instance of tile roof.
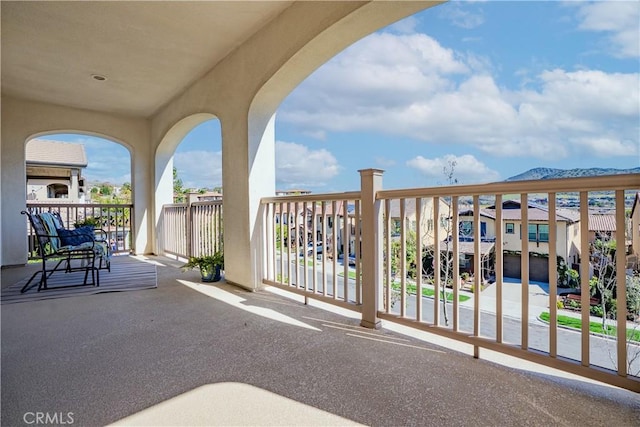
[481,200,579,223]
[588,214,616,232]
[26,139,87,167]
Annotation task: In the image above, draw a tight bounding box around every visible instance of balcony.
[2,255,639,425]
[2,173,639,424]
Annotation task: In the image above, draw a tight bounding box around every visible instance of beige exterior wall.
[457,213,496,241]
[417,198,457,246]
[501,219,578,263]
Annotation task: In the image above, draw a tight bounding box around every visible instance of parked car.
[302,242,324,256]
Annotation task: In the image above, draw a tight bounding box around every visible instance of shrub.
[590,305,604,318]
[557,300,564,310]
[74,216,100,228]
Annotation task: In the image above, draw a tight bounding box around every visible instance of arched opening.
[154,114,222,258]
[46,183,68,199]
[26,133,131,202]
[264,1,640,379]
[173,119,223,203]
[25,133,133,254]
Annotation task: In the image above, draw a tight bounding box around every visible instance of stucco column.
[70,169,79,202]
[359,168,383,329]
[222,110,276,290]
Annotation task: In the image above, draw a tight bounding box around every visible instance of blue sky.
[42,1,639,191]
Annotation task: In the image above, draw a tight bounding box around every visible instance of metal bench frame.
[21,210,110,293]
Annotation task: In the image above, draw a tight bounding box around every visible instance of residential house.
[275,189,311,197]
[274,200,358,258]
[588,214,617,243]
[187,191,222,204]
[26,139,87,203]
[452,208,497,279]
[386,198,451,246]
[458,200,581,282]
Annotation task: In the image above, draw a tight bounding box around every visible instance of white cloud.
[174,150,222,189]
[438,3,485,29]
[575,1,640,58]
[407,154,500,184]
[388,16,419,34]
[375,157,397,168]
[302,129,327,141]
[568,137,639,158]
[279,31,639,163]
[275,141,340,188]
[67,136,131,184]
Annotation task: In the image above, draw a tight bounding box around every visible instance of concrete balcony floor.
[2,256,639,426]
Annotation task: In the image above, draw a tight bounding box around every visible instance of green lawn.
[398,282,471,302]
[539,312,640,343]
[338,271,359,280]
[337,272,470,302]
[297,259,316,267]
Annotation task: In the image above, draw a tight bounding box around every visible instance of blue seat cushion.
[56,226,95,247]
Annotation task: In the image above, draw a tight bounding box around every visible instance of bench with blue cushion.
[21,210,111,293]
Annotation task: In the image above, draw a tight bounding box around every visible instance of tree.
[99,184,112,196]
[173,167,186,203]
[390,229,417,279]
[428,159,458,326]
[589,232,640,375]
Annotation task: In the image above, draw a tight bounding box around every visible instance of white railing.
[161,201,223,259]
[261,192,363,311]
[261,171,640,392]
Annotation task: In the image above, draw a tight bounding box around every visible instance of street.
[274,253,640,375]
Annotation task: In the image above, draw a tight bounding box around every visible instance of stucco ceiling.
[1,1,294,117]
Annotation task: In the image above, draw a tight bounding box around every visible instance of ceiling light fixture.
[91,74,107,81]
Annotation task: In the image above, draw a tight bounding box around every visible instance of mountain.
[505,167,640,181]
[505,168,563,181]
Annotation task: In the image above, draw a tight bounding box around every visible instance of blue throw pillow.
[56,226,95,247]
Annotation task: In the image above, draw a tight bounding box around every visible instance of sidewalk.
[471,279,639,330]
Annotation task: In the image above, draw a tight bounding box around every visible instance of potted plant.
[182,250,224,282]
[74,216,101,229]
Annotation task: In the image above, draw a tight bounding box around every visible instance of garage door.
[503,253,549,283]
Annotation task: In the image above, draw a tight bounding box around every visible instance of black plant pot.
[200,265,222,282]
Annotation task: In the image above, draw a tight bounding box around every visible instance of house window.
[505,223,515,234]
[528,224,549,242]
[459,221,473,239]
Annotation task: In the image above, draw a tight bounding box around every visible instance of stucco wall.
[1,96,149,266]
[148,1,438,289]
[1,1,441,284]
